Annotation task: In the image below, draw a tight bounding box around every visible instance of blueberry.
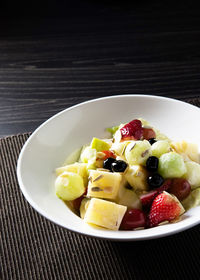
[146,156,159,172]
[148,138,157,145]
[103,157,116,171]
[111,160,128,173]
[147,173,164,189]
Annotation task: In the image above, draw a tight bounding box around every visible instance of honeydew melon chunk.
[80,146,97,170]
[116,187,142,209]
[80,146,96,163]
[106,125,119,136]
[113,124,125,143]
[63,147,83,165]
[181,188,200,210]
[55,171,85,201]
[184,161,200,189]
[84,198,127,230]
[138,118,150,127]
[124,165,149,191]
[87,170,122,200]
[151,140,171,158]
[111,140,132,157]
[80,198,91,219]
[171,141,200,163]
[125,140,151,166]
[90,137,111,152]
[158,152,186,179]
[154,128,171,142]
[56,163,88,186]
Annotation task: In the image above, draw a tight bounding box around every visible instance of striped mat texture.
[1,98,200,280]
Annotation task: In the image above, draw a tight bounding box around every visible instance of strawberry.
[142,128,156,140]
[120,119,143,141]
[148,191,185,227]
[102,150,116,160]
[140,179,172,208]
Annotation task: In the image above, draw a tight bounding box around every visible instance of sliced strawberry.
[148,191,185,227]
[142,128,156,140]
[140,179,172,208]
[102,150,116,160]
[120,119,143,141]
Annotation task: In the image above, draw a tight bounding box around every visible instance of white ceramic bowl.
[17,95,200,241]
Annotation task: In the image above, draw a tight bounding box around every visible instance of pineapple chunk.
[171,141,200,163]
[124,165,149,191]
[84,198,127,230]
[56,163,88,186]
[87,170,122,200]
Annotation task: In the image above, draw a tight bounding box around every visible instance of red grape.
[120,209,146,230]
[168,178,191,201]
[142,128,156,140]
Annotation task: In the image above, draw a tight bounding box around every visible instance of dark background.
[0,0,200,138]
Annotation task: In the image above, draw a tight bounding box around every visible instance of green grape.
[125,140,151,165]
[184,161,200,189]
[55,171,85,201]
[158,152,186,179]
[151,140,171,158]
[181,188,200,210]
[117,187,142,209]
[80,146,96,163]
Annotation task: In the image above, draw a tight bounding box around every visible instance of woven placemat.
[1,99,200,280]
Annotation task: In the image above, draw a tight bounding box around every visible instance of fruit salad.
[55,118,200,231]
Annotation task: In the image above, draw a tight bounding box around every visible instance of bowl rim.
[17,94,200,241]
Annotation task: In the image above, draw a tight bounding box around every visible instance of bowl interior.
[17,95,200,240]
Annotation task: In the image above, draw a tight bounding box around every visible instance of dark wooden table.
[0,0,200,138]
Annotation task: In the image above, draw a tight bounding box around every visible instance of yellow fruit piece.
[56,163,88,186]
[84,198,127,230]
[80,198,91,219]
[124,165,149,191]
[171,141,199,163]
[87,170,122,200]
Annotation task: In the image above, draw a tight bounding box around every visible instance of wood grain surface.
[0,1,200,137]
